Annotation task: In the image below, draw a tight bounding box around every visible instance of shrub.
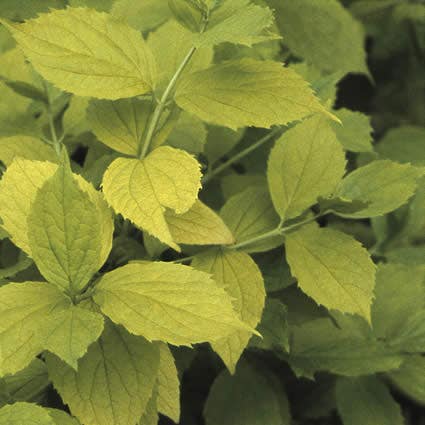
[0,0,423,424]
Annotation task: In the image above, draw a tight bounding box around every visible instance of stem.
[139,47,198,159]
[172,255,196,264]
[228,212,327,251]
[202,128,283,184]
[42,81,61,156]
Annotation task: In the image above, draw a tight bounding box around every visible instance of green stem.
[172,255,196,264]
[139,45,201,159]
[228,212,326,251]
[42,81,61,156]
[202,128,283,184]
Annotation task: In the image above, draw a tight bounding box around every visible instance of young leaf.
[204,362,289,425]
[371,263,425,340]
[331,109,374,153]
[192,249,265,373]
[197,0,279,48]
[285,226,376,322]
[267,114,346,220]
[46,323,160,425]
[0,136,56,166]
[269,0,369,75]
[102,147,202,250]
[27,161,103,293]
[93,262,250,346]
[220,185,283,253]
[165,200,234,245]
[1,7,157,99]
[87,98,152,156]
[336,160,425,218]
[0,402,55,425]
[175,59,332,130]
[157,344,180,423]
[336,376,404,425]
[0,159,113,264]
[288,319,403,378]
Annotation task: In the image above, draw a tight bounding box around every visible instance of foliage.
[0,0,423,424]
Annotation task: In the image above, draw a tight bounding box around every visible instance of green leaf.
[318,196,370,216]
[336,160,425,218]
[332,109,374,153]
[93,262,250,346]
[111,0,171,32]
[46,323,159,425]
[288,318,403,378]
[175,59,332,130]
[168,0,206,33]
[388,310,425,353]
[102,147,201,250]
[285,226,376,322]
[165,200,234,245]
[336,376,403,425]
[197,0,279,47]
[388,356,425,406]
[204,126,244,166]
[372,263,425,340]
[63,96,90,137]
[220,174,266,200]
[192,249,265,373]
[204,362,289,425]
[267,115,346,220]
[269,0,369,75]
[220,186,283,253]
[0,402,55,425]
[377,125,425,166]
[139,389,158,425]
[0,159,113,265]
[27,161,104,293]
[87,98,152,156]
[147,19,213,91]
[0,137,56,166]
[48,409,80,425]
[157,344,180,422]
[1,7,157,99]
[4,359,49,404]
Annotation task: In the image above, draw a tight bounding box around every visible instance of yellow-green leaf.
[93,262,250,346]
[267,114,346,220]
[165,200,234,246]
[0,402,55,425]
[46,323,159,425]
[285,226,376,322]
[192,249,265,373]
[2,7,157,99]
[102,147,202,250]
[176,59,332,130]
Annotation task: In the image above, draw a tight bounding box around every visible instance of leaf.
[48,409,80,425]
[175,58,332,130]
[377,125,425,166]
[87,98,151,156]
[267,114,346,220]
[0,159,113,264]
[318,196,370,216]
[388,356,425,406]
[165,200,234,245]
[0,402,55,425]
[332,109,374,153]
[197,0,279,47]
[204,362,288,425]
[139,389,158,425]
[0,136,56,166]
[220,174,267,200]
[336,160,425,218]
[192,249,265,373]
[2,7,157,99]
[336,376,404,425]
[93,262,250,346]
[388,310,425,353]
[63,96,90,136]
[168,0,205,32]
[371,263,425,340]
[285,226,376,322]
[4,359,49,404]
[102,147,202,250]
[204,126,244,166]
[220,186,283,253]
[269,0,369,75]
[147,20,213,91]
[288,318,403,378]
[111,0,171,31]
[46,323,159,425]
[27,161,104,293]
[157,344,180,422]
